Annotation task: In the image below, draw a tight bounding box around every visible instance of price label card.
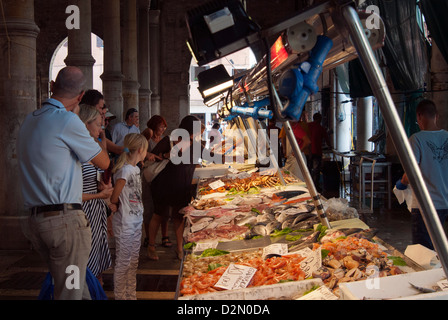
[292,247,322,279]
[193,241,218,254]
[209,180,225,190]
[296,285,338,300]
[262,243,288,260]
[228,168,239,174]
[215,264,257,291]
[437,279,448,291]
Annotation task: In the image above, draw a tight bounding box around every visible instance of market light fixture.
[185,0,260,66]
[198,64,234,99]
[204,92,225,107]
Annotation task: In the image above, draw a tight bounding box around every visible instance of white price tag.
[215,264,257,291]
[292,247,322,279]
[228,168,239,174]
[193,241,218,254]
[296,285,338,300]
[437,279,448,291]
[262,243,288,260]
[208,180,225,190]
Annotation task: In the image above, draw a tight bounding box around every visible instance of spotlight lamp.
[186,0,261,66]
[204,92,225,107]
[198,64,234,99]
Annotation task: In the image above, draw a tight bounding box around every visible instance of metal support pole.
[283,121,331,228]
[341,5,448,277]
[271,85,331,228]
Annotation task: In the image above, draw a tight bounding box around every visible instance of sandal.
[147,245,159,261]
[162,237,173,247]
[175,249,183,261]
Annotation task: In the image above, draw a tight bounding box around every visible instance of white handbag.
[143,158,169,183]
[143,140,173,183]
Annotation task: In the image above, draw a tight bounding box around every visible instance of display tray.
[177,166,427,300]
[178,278,325,300]
[175,230,424,300]
[339,268,447,300]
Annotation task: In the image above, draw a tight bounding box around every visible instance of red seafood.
[180,254,306,296]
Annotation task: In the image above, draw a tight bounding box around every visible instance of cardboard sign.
[209,180,225,190]
[193,241,218,254]
[297,285,338,300]
[262,243,288,260]
[291,247,322,279]
[215,264,257,291]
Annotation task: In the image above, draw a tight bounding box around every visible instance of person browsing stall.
[112,108,140,147]
[17,66,110,300]
[81,89,124,157]
[78,104,114,285]
[109,133,148,300]
[141,115,172,250]
[396,99,448,250]
[148,116,225,260]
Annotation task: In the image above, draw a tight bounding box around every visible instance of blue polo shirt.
[111,122,140,146]
[409,129,448,210]
[17,99,103,209]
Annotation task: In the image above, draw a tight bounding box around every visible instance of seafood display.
[182,190,317,244]
[197,171,299,196]
[315,234,405,296]
[179,227,410,298]
[180,251,306,296]
[177,165,425,300]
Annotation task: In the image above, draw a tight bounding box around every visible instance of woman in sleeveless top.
[141,115,171,259]
[78,104,114,284]
[82,163,113,279]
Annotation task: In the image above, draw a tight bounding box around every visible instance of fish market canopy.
[185,0,448,279]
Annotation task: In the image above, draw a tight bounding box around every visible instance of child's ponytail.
[112,133,148,174]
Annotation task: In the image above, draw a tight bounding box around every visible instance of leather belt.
[31,203,83,215]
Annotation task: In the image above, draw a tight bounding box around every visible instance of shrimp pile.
[180,254,306,296]
[198,172,298,195]
[317,236,387,260]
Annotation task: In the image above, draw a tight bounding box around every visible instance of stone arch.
[49,33,105,96]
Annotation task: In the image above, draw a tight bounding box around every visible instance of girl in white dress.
[110,133,148,300]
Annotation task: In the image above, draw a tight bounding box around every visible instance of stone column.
[149,10,161,116]
[0,0,39,249]
[138,3,152,128]
[64,0,95,89]
[100,0,123,122]
[122,0,140,119]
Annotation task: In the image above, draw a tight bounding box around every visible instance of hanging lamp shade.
[198,64,233,99]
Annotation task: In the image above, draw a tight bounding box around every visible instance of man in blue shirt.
[396,99,448,250]
[17,66,110,300]
[111,107,140,147]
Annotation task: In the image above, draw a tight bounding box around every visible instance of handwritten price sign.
[291,247,322,279]
[209,180,225,190]
[215,264,257,291]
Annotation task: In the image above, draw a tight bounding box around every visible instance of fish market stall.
[175,168,432,300]
[178,0,448,299]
